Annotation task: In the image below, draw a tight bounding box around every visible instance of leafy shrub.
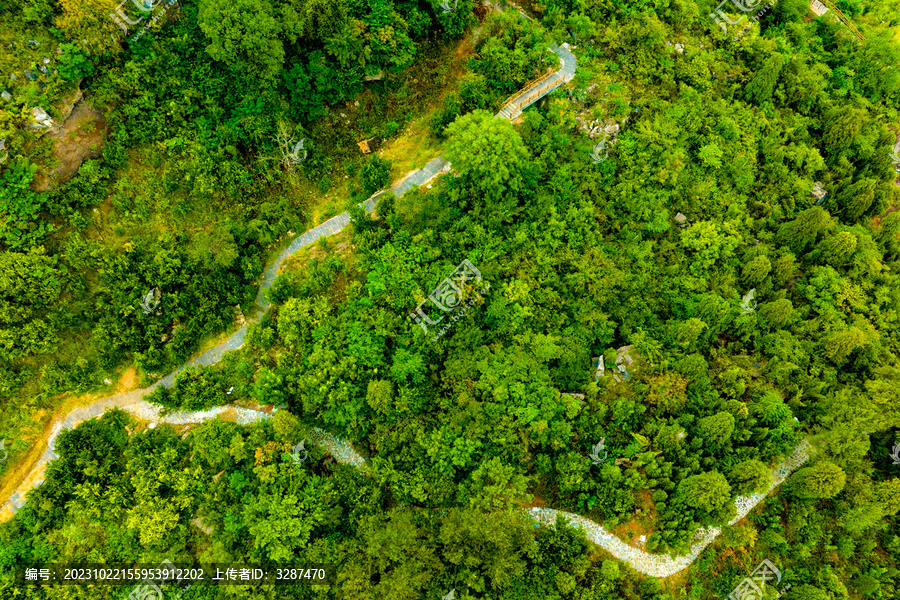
[57,43,96,81]
[0,159,50,250]
[458,72,492,111]
[21,0,54,23]
[429,91,462,138]
[146,365,226,411]
[251,366,286,406]
[380,120,400,138]
[266,271,299,306]
[360,155,391,195]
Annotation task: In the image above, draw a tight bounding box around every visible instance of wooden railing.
[490,0,563,116]
[497,65,559,114]
[818,0,865,42]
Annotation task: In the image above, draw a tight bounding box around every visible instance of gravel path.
[0,38,811,580]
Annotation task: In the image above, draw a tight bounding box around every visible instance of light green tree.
[697,412,735,447]
[467,456,532,511]
[743,52,785,105]
[790,461,847,499]
[741,254,772,286]
[676,471,733,516]
[759,298,794,330]
[728,459,771,495]
[198,0,285,80]
[819,231,858,266]
[445,109,531,210]
[243,479,328,561]
[366,379,394,415]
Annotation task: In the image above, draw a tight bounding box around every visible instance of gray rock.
[28,106,54,130]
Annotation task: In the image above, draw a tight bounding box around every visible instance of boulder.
[28,106,54,130]
[363,69,384,82]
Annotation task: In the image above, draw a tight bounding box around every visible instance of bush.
[360,155,392,195]
[57,43,97,81]
[429,92,462,138]
[266,271,299,305]
[600,559,620,580]
[458,72,493,111]
[380,120,400,138]
[146,365,226,411]
[251,367,286,406]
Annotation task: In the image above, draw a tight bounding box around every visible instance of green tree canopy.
[445,109,532,220]
[790,461,847,500]
[198,0,286,81]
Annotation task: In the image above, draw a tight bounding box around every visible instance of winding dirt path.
[0,38,812,579]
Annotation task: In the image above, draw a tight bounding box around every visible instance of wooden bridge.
[495,44,577,121]
[815,0,865,42]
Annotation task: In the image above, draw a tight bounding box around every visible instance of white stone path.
[0,30,812,578]
[301,431,810,578]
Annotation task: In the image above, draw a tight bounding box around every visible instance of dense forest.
[1,0,899,596]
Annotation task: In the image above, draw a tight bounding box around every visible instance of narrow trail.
[0,36,812,579]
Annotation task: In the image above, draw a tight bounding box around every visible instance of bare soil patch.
[32,99,107,191]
